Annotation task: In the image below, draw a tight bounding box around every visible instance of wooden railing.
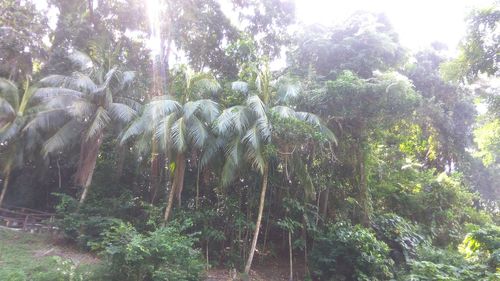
[0,205,58,233]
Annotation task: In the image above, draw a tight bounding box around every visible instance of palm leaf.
[188,116,208,148]
[86,106,110,140]
[68,50,93,70]
[231,81,249,93]
[0,78,19,110]
[108,103,137,123]
[171,117,187,153]
[42,120,83,156]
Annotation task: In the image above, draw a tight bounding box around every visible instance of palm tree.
[26,51,137,203]
[0,77,38,206]
[121,67,221,222]
[216,65,336,274]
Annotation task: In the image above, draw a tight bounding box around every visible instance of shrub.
[372,213,426,265]
[100,221,204,281]
[461,224,500,271]
[310,222,394,281]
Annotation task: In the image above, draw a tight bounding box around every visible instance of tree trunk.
[75,134,103,204]
[115,144,126,181]
[195,159,201,209]
[174,153,186,207]
[0,169,11,207]
[244,164,269,274]
[355,140,370,226]
[288,231,293,281]
[163,178,176,223]
[163,153,186,222]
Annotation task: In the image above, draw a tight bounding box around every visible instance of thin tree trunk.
[174,153,186,207]
[0,169,11,207]
[195,158,201,209]
[321,188,329,219]
[76,134,103,204]
[288,231,293,281]
[356,140,370,226]
[244,164,269,274]
[163,153,186,222]
[115,145,126,181]
[57,158,62,189]
[163,177,176,223]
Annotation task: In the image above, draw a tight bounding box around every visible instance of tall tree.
[27,51,137,203]
[121,67,221,221]
[0,0,49,82]
[217,64,335,274]
[0,78,38,206]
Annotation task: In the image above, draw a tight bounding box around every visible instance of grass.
[0,227,106,281]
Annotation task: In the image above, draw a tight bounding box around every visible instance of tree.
[0,78,38,206]
[0,0,49,82]
[121,67,221,221]
[216,64,335,274]
[27,51,137,203]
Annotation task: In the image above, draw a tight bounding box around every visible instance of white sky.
[295,0,496,52]
[35,0,497,57]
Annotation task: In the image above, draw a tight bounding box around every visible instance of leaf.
[171,117,187,153]
[42,120,83,156]
[108,103,137,123]
[0,78,19,110]
[86,106,110,140]
[231,81,249,93]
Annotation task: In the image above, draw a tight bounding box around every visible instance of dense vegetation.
[0,1,499,280]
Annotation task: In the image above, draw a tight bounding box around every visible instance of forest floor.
[0,227,300,281]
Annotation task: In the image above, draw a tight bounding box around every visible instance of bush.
[373,213,426,265]
[403,260,499,281]
[100,221,204,281]
[310,222,394,281]
[400,244,500,281]
[461,224,500,271]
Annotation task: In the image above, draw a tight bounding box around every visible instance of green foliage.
[373,213,426,264]
[461,225,500,270]
[310,222,394,280]
[474,118,500,167]
[100,221,204,281]
[403,260,499,281]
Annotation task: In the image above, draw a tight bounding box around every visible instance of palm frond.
[24,109,70,133]
[276,76,301,103]
[246,95,267,118]
[114,97,143,112]
[67,100,96,120]
[197,99,220,123]
[171,117,187,153]
[108,103,137,123]
[120,117,146,144]
[231,81,249,93]
[295,111,337,144]
[216,105,250,135]
[68,50,93,70]
[193,77,221,95]
[0,78,19,110]
[86,106,110,140]
[144,98,182,122]
[42,120,83,156]
[34,88,85,101]
[221,139,243,187]
[0,119,21,143]
[154,112,177,150]
[243,126,266,174]
[188,116,208,148]
[0,98,15,119]
[200,136,224,168]
[271,105,296,118]
[94,67,117,94]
